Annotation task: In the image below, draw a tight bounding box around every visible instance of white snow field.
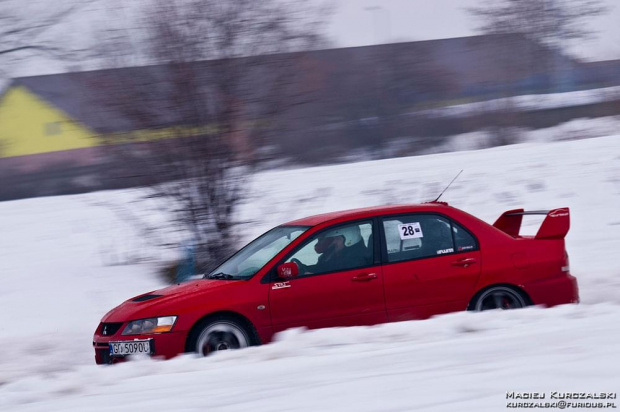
[1,134,619,411]
[425,86,620,118]
[425,116,620,154]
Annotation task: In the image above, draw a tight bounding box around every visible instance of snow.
[0,193,165,384]
[2,305,619,412]
[420,116,620,153]
[1,134,620,410]
[424,86,620,118]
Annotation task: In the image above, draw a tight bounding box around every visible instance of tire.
[469,285,529,312]
[186,314,260,356]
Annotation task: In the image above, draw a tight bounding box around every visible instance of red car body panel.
[269,263,387,333]
[93,203,579,364]
[382,250,481,321]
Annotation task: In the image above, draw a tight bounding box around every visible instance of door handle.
[451,258,477,267]
[352,273,378,282]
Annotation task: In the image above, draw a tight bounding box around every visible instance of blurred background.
[1,1,620,409]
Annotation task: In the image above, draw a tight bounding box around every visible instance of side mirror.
[277,262,299,279]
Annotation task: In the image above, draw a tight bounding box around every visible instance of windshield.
[207,226,309,280]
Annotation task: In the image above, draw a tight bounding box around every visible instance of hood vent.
[131,294,162,302]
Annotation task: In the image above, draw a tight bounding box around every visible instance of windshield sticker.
[437,248,454,255]
[272,282,291,290]
[458,245,475,252]
[398,223,423,240]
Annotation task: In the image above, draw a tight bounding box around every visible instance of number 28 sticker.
[398,223,423,240]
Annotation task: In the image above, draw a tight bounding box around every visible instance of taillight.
[561,251,570,273]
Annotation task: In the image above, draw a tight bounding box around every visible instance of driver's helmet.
[318,225,363,249]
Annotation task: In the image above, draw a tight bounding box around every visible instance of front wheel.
[187,315,259,356]
[470,286,528,311]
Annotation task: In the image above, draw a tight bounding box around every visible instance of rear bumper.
[93,331,187,365]
[523,274,579,307]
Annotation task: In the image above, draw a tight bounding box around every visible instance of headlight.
[122,316,177,335]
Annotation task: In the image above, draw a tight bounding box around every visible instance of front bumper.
[93,331,187,364]
[523,274,579,307]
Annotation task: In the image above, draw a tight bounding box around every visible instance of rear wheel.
[471,286,528,311]
[187,315,259,356]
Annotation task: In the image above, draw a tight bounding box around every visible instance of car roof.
[284,202,452,227]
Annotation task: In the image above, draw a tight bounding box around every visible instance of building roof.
[8,34,579,134]
[12,67,177,133]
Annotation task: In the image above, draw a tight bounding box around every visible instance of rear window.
[453,222,478,252]
[382,215,478,263]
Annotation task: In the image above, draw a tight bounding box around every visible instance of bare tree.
[95,0,330,273]
[468,0,607,90]
[468,0,607,46]
[0,0,95,75]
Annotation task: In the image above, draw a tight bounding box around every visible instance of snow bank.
[389,116,620,154]
[1,304,619,411]
[425,86,620,118]
[0,193,166,384]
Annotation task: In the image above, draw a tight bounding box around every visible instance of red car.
[93,202,579,364]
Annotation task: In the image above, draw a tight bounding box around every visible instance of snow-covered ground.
[1,135,619,411]
[341,116,620,163]
[432,116,620,153]
[2,305,619,412]
[425,86,620,118]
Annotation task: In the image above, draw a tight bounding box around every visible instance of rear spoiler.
[493,208,570,239]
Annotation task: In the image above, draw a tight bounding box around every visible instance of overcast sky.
[327,0,620,61]
[1,0,618,85]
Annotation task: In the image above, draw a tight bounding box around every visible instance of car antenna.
[433,170,463,202]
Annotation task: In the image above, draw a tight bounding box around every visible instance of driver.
[303,225,367,274]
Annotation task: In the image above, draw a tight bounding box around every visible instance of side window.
[286,221,373,276]
[382,215,455,263]
[453,222,478,252]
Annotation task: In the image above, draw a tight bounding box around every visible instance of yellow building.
[0,70,156,200]
[0,85,96,158]
[0,68,255,199]
[0,74,109,173]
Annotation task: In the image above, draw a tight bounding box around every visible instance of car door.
[380,214,481,321]
[268,220,387,333]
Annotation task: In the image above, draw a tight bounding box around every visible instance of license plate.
[109,339,153,357]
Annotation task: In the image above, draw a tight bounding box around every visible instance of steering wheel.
[290,258,307,275]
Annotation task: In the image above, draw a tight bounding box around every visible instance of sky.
[327,0,620,61]
[1,0,618,85]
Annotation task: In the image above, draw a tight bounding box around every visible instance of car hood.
[101,279,244,323]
